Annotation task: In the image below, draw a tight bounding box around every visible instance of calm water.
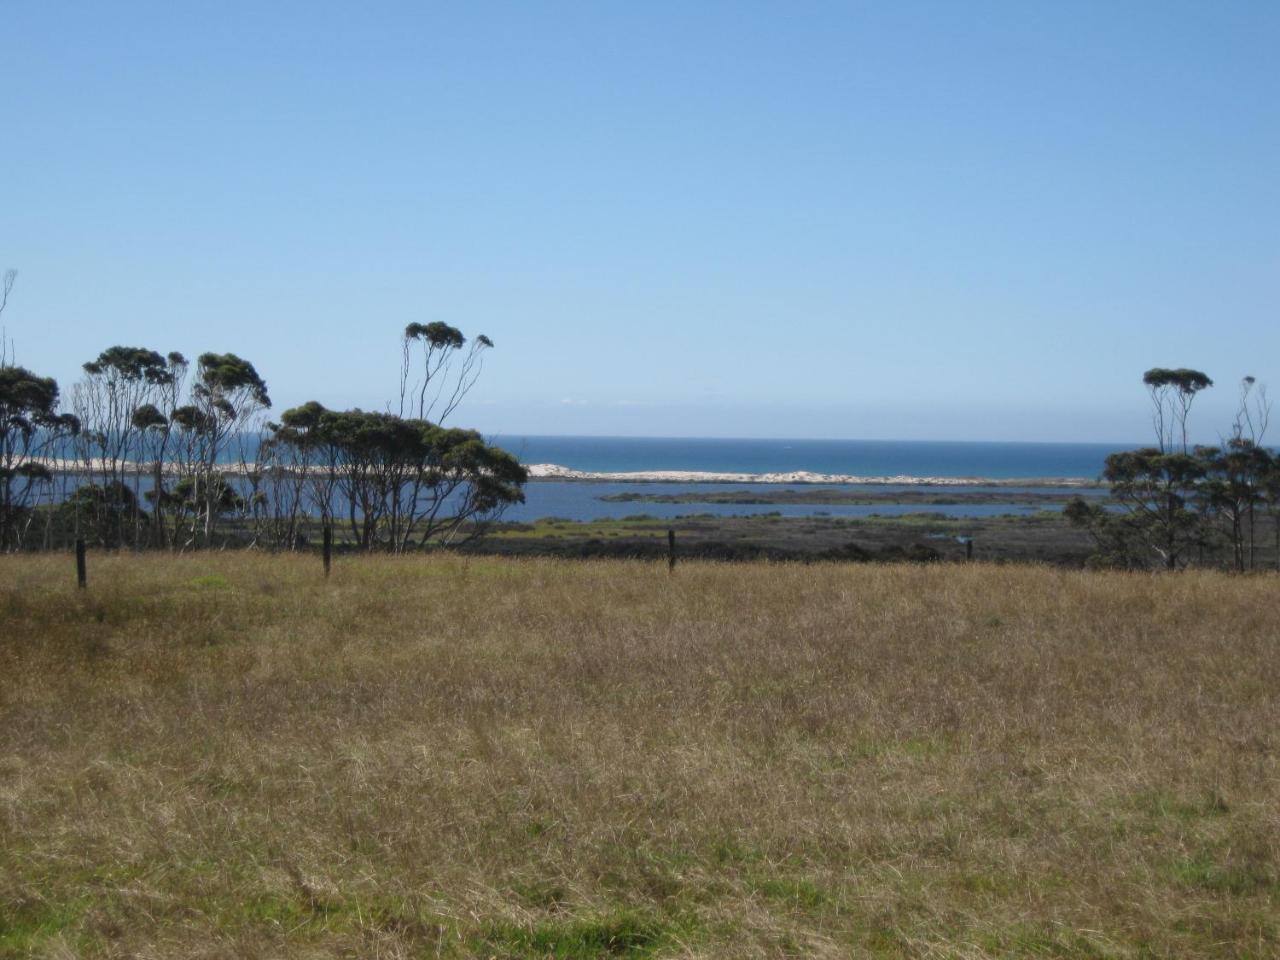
[503,481,1102,523]
[493,435,1128,479]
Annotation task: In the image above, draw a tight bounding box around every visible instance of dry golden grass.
[1,553,1278,958]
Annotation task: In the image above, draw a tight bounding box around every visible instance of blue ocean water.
[493,435,1128,480]
[484,436,1128,522]
[58,432,1124,479]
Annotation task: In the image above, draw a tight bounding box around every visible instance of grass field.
[1,553,1278,958]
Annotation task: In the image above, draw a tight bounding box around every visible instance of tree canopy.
[83,346,174,385]
[271,402,526,551]
[195,352,271,410]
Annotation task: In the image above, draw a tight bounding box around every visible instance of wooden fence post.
[965,538,974,561]
[322,525,332,578]
[75,538,87,589]
[667,529,676,572]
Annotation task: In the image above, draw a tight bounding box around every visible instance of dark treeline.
[1,284,527,553]
[1067,368,1280,571]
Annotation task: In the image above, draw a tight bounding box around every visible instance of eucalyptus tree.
[72,347,176,545]
[149,353,189,545]
[1197,440,1272,572]
[1066,371,1208,568]
[131,403,167,536]
[1263,457,1280,572]
[0,272,80,550]
[271,404,526,552]
[1072,368,1214,570]
[398,322,493,423]
[0,365,79,550]
[320,409,425,549]
[248,319,524,552]
[185,353,270,545]
[1168,376,1280,571]
[413,425,526,548]
[1231,376,1270,446]
[58,480,148,548]
[259,400,341,549]
[1143,368,1213,454]
[168,474,245,527]
[1063,496,1146,570]
[160,403,211,542]
[1227,376,1271,568]
[1101,447,1207,570]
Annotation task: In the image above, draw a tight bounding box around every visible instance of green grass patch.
[186,573,230,590]
[851,735,952,760]
[474,909,687,958]
[977,922,1123,958]
[1125,789,1229,821]
[748,876,830,909]
[1164,854,1280,896]
[0,898,89,957]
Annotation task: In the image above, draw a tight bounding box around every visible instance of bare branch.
[0,269,15,318]
[0,269,16,367]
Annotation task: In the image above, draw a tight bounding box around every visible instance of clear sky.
[2,1,1277,443]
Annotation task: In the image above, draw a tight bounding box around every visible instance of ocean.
[493,435,1124,480]
[489,436,1126,522]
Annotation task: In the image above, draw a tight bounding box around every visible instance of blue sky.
[2,1,1277,442]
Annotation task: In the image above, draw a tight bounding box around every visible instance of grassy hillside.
[1,553,1277,958]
